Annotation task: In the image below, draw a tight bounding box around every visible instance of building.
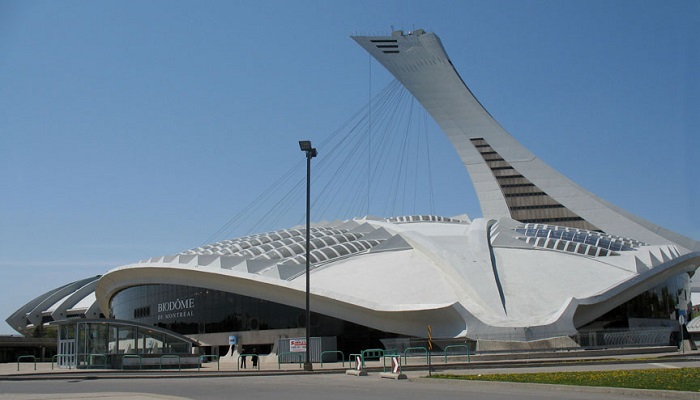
[0,336,55,364]
[7,30,700,356]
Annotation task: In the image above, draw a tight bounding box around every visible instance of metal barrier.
[198,354,220,371]
[51,354,72,370]
[17,355,36,371]
[87,353,108,369]
[443,344,470,363]
[402,346,428,365]
[121,354,142,370]
[382,354,402,373]
[586,328,672,348]
[320,350,345,367]
[465,327,673,350]
[237,353,260,371]
[277,352,303,369]
[159,354,181,371]
[361,348,384,362]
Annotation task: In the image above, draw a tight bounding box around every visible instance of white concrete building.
[8,30,699,352]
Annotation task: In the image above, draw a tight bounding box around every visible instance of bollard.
[345,354,367,376]
[380,355,407,380]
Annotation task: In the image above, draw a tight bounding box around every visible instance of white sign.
[290,339,307,352]
[229,335,238,345]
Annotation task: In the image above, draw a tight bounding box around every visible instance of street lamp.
[299,140,317,371]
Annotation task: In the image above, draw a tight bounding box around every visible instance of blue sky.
[1,1,698,335]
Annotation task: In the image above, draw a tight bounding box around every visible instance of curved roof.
[5,275,102,335]
[7,217,698,340]
[94,215,699,340]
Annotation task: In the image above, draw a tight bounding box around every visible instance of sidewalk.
[2,353,350,379]
[2,346,696,380]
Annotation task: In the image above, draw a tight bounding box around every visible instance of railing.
[402,346,428,365]
[87,353,108,369]
[17,355,36,371]
[198,354,220,371]
[463,327,674,350]
[361,348,384,361]
[443,344,470,363]
[277,352,303,369]
[574,328,674,349]
[380,327,674,359]
[320,350,345,367]
[121,354,142,370]
[159,354,181,371]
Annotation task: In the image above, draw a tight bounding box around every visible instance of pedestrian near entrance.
[239,345,246,369]
[252,348,258,368]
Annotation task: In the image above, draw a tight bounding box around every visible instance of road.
[0,372,689,400]
[3,355,700,399]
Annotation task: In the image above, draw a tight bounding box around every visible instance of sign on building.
[290,339,306,352]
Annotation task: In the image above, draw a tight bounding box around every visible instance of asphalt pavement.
[2,348,700,399]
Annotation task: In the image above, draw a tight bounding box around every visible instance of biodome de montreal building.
[8,30,700,358]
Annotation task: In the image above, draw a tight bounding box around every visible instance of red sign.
[290,339,306,352]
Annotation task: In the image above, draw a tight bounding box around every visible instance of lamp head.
[299,140,312,152]
[299,140,317,158]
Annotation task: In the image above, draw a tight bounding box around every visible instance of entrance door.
[58,339,76,368]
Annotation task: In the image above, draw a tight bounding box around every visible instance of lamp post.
[299,140,317,371]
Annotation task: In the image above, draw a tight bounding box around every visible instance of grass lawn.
[432,368,700,392]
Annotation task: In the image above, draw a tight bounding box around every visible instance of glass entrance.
[57,339,75,368]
